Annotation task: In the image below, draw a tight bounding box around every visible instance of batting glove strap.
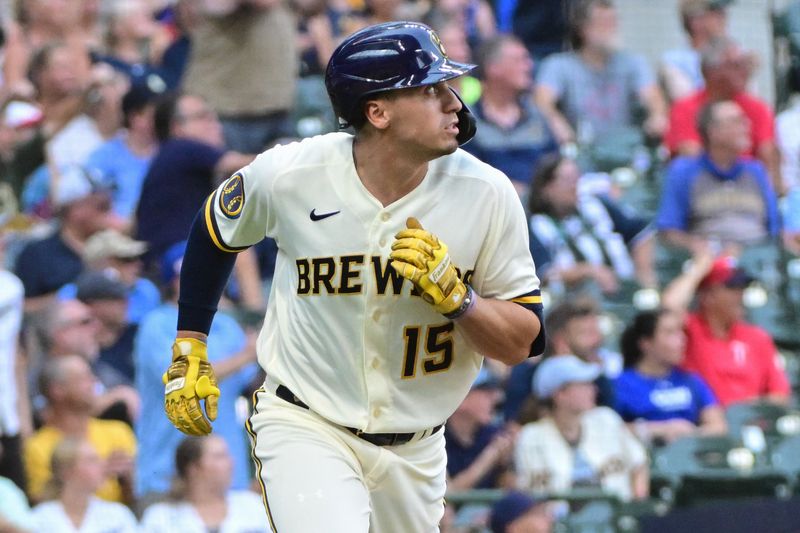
[443,284,475,320]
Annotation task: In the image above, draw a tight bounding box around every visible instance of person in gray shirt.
[534,0,667,146]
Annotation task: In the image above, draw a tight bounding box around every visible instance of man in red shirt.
[661,254,790,407]
[665,36,782,192]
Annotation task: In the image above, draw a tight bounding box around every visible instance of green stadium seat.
[725,401,800,452]
[651,435,791,507]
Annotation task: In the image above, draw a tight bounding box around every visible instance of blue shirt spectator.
[614,368,717,424]
[86,134,154,220]
[657,154,780,245]
[135,138,224,264]
[134,303,257,496]
[616,309,726,445]
[465,98,558,188]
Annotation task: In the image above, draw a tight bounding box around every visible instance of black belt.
[275,385,442,447]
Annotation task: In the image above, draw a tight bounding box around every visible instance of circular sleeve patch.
[219,173,245,219]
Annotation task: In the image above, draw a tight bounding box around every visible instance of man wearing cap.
[79,229,160,326]
[662,253,790,406]
[515,355,649,501]
[75,271,139,392]
[490,491,553,533]
[445,369,516,491]
[14,165,116,311]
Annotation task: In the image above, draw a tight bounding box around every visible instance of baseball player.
[162,21,545,532]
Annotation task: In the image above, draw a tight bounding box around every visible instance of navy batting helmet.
[325,21,477,145]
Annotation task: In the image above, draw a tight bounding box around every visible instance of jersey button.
[381,212,391,222]
[372,407,382,418]
[379,238,387,247]
[371,359,380,369]
[372,310,381,322]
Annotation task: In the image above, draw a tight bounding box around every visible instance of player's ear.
[363,99,392,131]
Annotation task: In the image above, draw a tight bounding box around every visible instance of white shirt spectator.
[140,490,268,533]
[0,270,23,437]
[515,407,647,501]
[32,497,138,533]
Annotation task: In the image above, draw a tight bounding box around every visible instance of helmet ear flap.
[451,88,476,145]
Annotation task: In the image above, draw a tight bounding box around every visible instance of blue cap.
[490,491,544,533]
[161,240,187,285]
[533,355,601,399]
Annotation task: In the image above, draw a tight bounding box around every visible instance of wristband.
[444,284,475,320]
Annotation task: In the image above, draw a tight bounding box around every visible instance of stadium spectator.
[27,298,140,427]
[445,369,516,491]
[464,35,559,194]
[497,0,569,61]
[527,154,657,296]
[182,0,297,154]
[661,253,791,407]
[657,100,780,254]
[134,241,258,500]
[490,491,554,533]
[425,0,496,53]
[0,453,33,533]
[75,271,138,392]
[3,0,96,99]
[31,438,138,532]
[140,435,265,532]
[60,229,161,326]
[11,42,101,197]
[615,309,726,446]
[155,0,197,91]
[134,91,264,310]
[91,0,172,91]
[664,37,782,191]
[535,0,667,145]
[0,225,29,494]
[23,355,137,505]
[85,83,160,226]
[660,0,730,103]
[504,298,619,425]
[15,166,114,311]
[134,91,255,265]
[515,355,649,501]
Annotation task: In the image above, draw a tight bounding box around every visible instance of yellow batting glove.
[389,217,472,317]
[162,337,220,436]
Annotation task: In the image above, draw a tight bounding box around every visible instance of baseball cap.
[698,256,755,290]
[51,165,108,208]
[75,271,128,302]
[84,229,148,263]
[532,355,601,399]
[161,240,187,285]
[490,491,545,533]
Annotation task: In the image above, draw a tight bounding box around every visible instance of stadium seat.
[725,401,800,452]
[651,435,792,507]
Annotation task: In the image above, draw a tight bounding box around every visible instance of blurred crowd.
[0,0,800,532]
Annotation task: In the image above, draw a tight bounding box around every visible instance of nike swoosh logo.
[310,209,341,221]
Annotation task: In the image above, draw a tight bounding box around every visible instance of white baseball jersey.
[205,132,541,433]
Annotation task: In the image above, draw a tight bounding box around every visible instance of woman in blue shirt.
[615,309,726,445]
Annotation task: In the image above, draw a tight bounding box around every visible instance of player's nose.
[442,86,462,113]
